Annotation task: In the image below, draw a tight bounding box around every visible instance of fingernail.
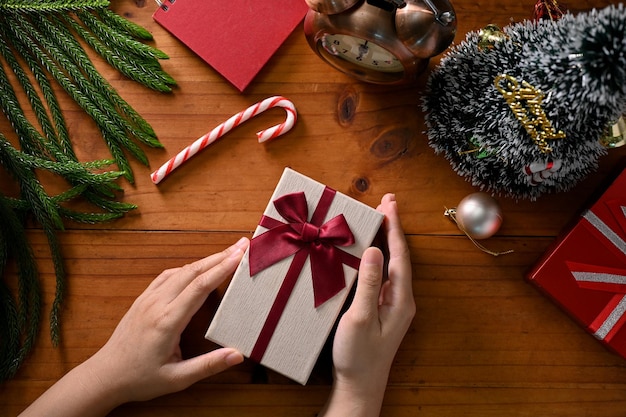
[362,247,383,266]
[225,350,244,366]
[228,238,248,259]
[234,237,248,249]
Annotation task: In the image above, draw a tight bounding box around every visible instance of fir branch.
[97,8,153,40]
[0,35,59,152]
[0,137,64,231]
[0,195,42,381]
[76,192,137,213]
[4,18,148,181]
[0,59,126,195]
[14,15,154,160]
[58,207,125,223]
[0,3,175,379]
[2,25,77,160]
[0,138,125,187]
[100,132,135,182]
[77,9,169,61]
[0,45,127,202]
[82,159,116,170]
[0,221,20,381]
[44,227,64,346]
[0,48,50,159]
[0,0,110,12]
[63,13,176,92]
[4,183,135,218]
[40,13,160,143]
[4,185,89,211]
[0,279,21,381]
[2,31,137,205]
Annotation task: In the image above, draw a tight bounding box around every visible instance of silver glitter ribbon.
[570,209,626,340]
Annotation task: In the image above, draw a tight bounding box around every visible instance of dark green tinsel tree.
[0,0,175,381]
[423,4,626,200]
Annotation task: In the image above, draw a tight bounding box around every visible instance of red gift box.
[527,168,626,359]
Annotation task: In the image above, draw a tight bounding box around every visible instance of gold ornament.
[495,74,566,154]
[600,116,626,148]
[478,24,508,50]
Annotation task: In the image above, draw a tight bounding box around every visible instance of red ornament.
[533,0,567,21]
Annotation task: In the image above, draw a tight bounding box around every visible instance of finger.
[164,348,244,391]
[149,237,248,296]
[377,194,412,295]
[347,247,384,323]
[377,195,416,326]
[167,238,248,327]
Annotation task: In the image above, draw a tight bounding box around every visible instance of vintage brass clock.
[304,0,457,84]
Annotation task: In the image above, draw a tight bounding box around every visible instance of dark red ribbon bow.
[249,189,357,307]
[247,188,361,363]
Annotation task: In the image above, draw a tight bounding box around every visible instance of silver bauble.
[455,192,503,239]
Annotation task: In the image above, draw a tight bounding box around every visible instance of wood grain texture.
[1,0,626,415]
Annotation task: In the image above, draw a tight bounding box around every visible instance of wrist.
[19,354,127,417]
[320,373,389,417]
[72,355,129,413]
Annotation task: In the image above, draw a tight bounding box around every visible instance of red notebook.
[153,1,309,92]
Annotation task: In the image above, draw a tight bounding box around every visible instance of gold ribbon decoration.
[495,74,566,154]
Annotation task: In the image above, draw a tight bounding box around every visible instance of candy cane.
[151,96,297,184]
[523,158,562,186]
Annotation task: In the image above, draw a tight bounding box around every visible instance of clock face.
[320,33,404,73]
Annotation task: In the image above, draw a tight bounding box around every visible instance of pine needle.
[0,2,176,381]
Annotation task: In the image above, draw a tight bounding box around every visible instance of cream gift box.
[205,167,384,384]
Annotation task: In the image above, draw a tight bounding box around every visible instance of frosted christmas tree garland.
[423,4,626,200]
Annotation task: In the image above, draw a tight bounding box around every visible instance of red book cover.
[527,166,626,359]
[153,1,309,91]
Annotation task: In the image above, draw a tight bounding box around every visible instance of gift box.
[205,168,384,384]
[527,167,626,359]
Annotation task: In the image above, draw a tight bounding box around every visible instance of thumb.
[171,348,244,388]
[349,247,384,321]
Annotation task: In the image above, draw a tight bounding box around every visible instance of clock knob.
[304,0,361,14]
[395,0,457,58]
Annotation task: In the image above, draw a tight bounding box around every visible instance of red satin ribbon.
[248,187,361,362]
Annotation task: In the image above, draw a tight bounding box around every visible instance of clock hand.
[358,41,369,60]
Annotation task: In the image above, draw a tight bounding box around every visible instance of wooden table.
[2,0,626,415]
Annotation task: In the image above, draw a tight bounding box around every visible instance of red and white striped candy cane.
[151,96,297,184]
[523,158,562,186]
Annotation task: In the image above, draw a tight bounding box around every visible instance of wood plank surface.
[2,0,626,415]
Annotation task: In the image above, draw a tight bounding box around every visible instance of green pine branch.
[64,13,177,92]
[0,2,176,381]
[0,0,110,12]
[0,195,41,381]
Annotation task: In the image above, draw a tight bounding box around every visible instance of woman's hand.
[92,236,249,402]
[320,194,415,417]
[20,237,249,417]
